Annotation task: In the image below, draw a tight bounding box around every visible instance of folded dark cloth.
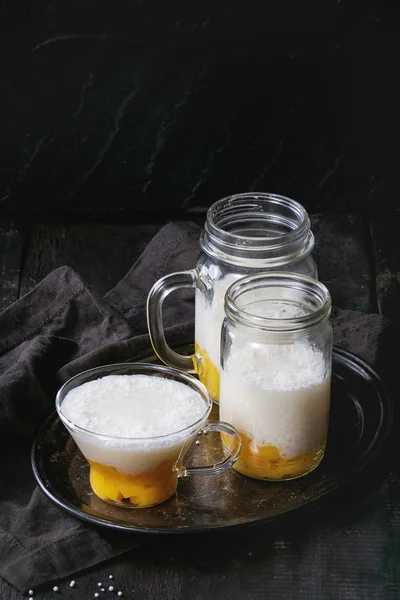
[0,221,393,592]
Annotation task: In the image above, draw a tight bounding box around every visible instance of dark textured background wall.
[0,1,395,216]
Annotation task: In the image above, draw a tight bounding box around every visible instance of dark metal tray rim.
[31,347,393,534]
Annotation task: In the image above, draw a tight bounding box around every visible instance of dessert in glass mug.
[56,363,241,508]
[147,193,317,402]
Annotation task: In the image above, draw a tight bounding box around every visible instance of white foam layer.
[62,375,207,437]
[61,374,207,474]
[220,341,331,458]
[223,342,326,391]
[68,430,188,475]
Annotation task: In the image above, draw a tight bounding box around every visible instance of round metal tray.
[32,348,392,533]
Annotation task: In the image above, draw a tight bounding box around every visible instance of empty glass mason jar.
[147,193,317,402]
[220,272,332,480]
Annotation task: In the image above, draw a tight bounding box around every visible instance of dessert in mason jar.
[220,334,331,479]
[60,374,207,507]
[219,273,332,480]
[147,193,318,404]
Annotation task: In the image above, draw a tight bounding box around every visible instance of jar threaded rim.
[225,272,331,332]
[200,193,314,267]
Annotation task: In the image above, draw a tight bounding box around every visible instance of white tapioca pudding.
[194,274,241,401]
[56,364,241,508]
[219,273,333,480]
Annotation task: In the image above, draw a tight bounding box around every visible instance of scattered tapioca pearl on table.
[25,574,130,598]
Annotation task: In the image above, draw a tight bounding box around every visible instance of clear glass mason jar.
[219,272,332,481]
[147,193,317,402]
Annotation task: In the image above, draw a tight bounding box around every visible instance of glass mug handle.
[147,269,198,373]
[181,422,241,477]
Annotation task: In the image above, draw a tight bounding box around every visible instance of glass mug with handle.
[147,192,317,402]
[56,363,241,509]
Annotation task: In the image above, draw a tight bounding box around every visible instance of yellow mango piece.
[222,431,325,480]
[194,343,220,402]
[88,459,178,508]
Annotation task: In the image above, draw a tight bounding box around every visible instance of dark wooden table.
[1,211,399,600]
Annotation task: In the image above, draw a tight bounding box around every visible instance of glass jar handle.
[181,422,241,477]
[147,269,198,373]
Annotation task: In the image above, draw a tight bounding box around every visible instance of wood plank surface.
[0,472,393,600]
[369,208,400,328]
[0,220,24,312]
[368,204,400,600]
[311,214,376,313]
[19,222,163,297]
